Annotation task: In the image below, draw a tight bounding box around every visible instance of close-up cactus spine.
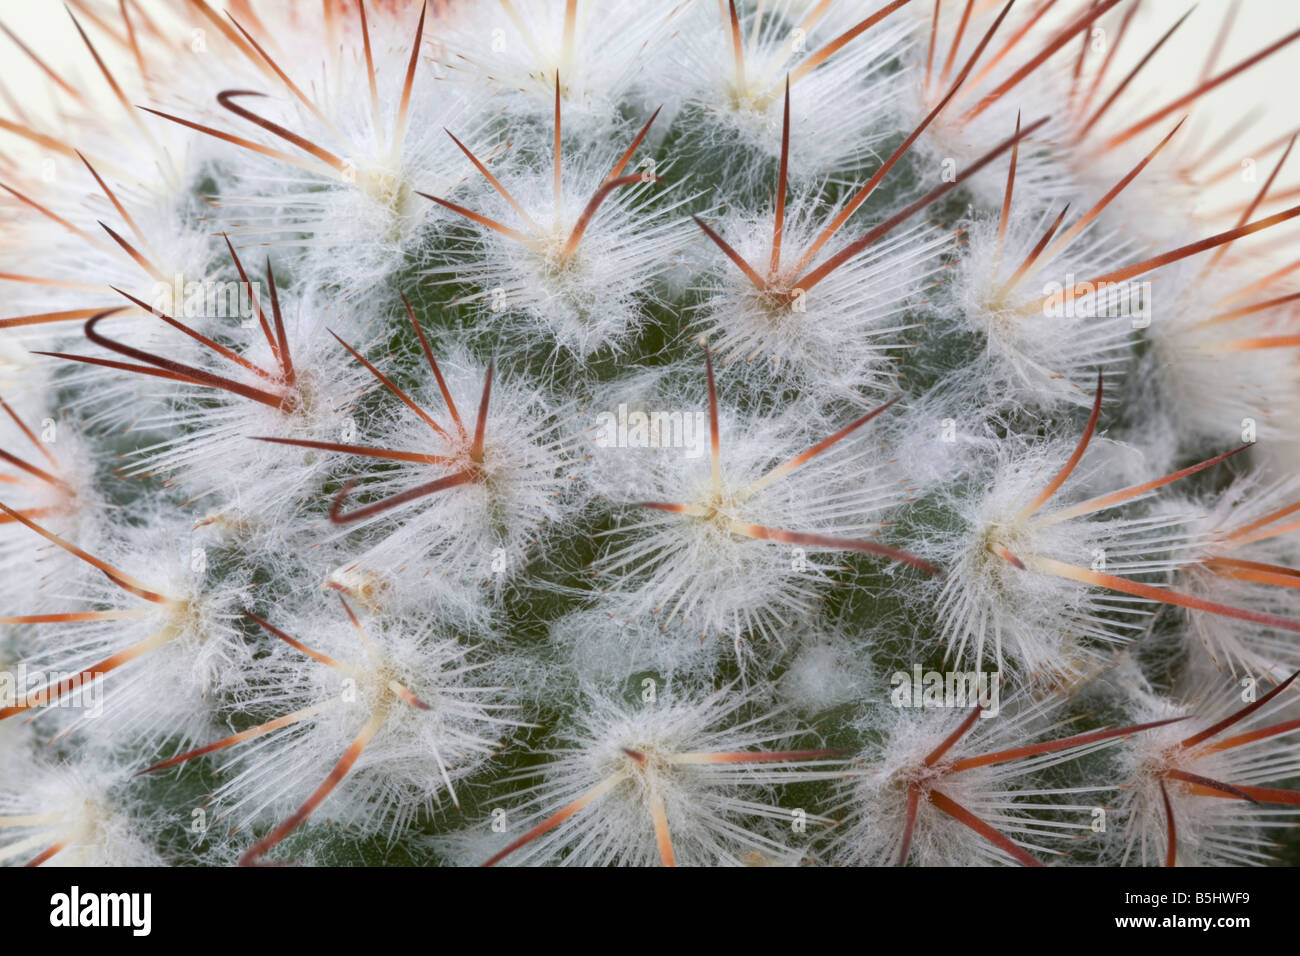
[1,0,1300,869]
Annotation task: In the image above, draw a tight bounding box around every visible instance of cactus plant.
[3,0,1300,869]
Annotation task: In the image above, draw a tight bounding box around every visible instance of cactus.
[2,0,1300,869]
